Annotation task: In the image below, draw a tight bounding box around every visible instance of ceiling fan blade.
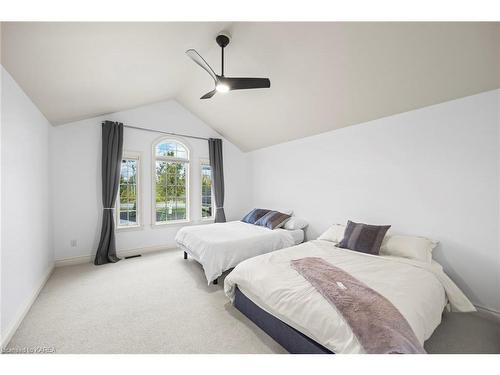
[224,77,271,91]
[200,89,217,99]
[186,49,218,82]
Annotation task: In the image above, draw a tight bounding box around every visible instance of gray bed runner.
[291,257,426,354]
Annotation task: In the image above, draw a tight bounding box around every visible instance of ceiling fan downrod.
[216,33,230,77]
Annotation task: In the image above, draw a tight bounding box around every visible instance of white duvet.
[224,240,475,354]
[175,221,301,284]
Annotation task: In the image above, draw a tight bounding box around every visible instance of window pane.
[176,144,187,156]
[202,180,212,191]
[128,160,137,184]
[156,209,166,222]
[177,164,186,184]
[156,186,166,205]
[156,160,167,173]
[179,163,186,173]
[156,142,188,159]
[166,199,176,220]
[175,198,186,220]
[166,199,175,216]
[155,156,167,222]
[128,185,136,204]
[166,185,175,197]
[120,211,129,225]
[176,185,185,198]
[128,211,137,225]
[202,205,212,218]
[176,149,187,159]
[166,162,176,174]
[166,143,176,157]
[167,173,176,186]
[120,161,129,183]
[201,164,213,218]
[155,143,168,157]
[120,185,128,204]
[155,160,166,210]
[155,201,166,210]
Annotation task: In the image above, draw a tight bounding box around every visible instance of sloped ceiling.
[2,22,499,151]
[1,22,229,123]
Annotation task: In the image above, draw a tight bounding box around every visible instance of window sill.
[116,225,144,232]
[150,219,217,229]
[151,220,191,229]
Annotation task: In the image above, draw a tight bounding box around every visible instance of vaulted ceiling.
[2,22,499,151]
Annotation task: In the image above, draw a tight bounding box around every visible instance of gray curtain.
[208,138,226,223]
[94,121,124,265]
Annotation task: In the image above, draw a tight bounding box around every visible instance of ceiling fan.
[186,33,271,99]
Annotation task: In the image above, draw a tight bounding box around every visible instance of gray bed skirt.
[234,287,334,354]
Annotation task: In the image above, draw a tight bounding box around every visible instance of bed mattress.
[175,221,303,283]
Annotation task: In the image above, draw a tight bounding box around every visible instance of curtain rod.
[119,124,210,141]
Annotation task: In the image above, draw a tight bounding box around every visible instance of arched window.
[153,138,190,224]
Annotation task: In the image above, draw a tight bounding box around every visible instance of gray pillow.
[241,208,271,224]
[338,220,391,255]
[254,210,291,230]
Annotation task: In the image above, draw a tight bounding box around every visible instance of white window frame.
[200,159,215,221]
[116,151,142,231]
[152,137,191,226]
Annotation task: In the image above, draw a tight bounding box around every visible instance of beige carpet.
[6,249,286,354]
[6,249,500,354]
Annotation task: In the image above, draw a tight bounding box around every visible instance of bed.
[224,239,475,354]
[175,220,304,284]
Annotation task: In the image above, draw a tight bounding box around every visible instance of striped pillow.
[338,220,391,255]
[241,208,271,224]
[254,211,291,230]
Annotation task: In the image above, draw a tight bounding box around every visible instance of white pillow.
[274,208,293,215]
[283,217,308,230]
[317,224,346,243]
[379,234,438,263]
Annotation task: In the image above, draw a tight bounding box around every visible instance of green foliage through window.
[201,164,213,218]
[118,158,138,226]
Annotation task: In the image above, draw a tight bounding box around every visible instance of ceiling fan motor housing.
[216,33,230,48]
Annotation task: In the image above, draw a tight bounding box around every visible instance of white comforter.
[175,221,300,284]
[224,240,475,354]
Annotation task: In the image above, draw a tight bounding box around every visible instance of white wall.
[249,90,500,313]
[1,66,54,342]
[51,100,250,261]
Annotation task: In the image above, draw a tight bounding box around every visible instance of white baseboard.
[54,254,92,267]
[55,245,176,267]
[118,245,175,258]
[1,264,54,349]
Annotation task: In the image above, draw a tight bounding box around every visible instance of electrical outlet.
[70,239,77,247]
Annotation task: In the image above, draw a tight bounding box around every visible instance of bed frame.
[183,244,331,352]
[234,287,334,354]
